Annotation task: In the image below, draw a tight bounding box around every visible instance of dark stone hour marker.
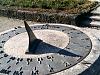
[20,58,23,61]
[4,54,8,57]
[0,46,2,48]
[38,58,40,61]
[20,67,22,71]
[2,41,6,43]
[27,58,31,65]
[13,71,20,75]
[77,33,80,34]
[50,67,54,72]
[14,27,17,29]
[62,29,66,32]
[85,38,89,40]
[47,56,52,59]
[35,66,37,71]
[16,62,19,65]
[0,69,11,74]
[10,57,16,60]
[0,57,3,59]
[7,66,11,69]
[15,33,19,35]
[18,26,22,28]
[35,70,39,74]
[7,60,11,63]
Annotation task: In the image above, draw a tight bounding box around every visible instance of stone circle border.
[0,24,98,75]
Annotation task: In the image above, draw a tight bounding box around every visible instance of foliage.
[0,0,90,9]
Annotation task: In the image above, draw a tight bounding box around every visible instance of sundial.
[0,21,92,75]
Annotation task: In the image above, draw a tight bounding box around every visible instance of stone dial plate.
[0,24,92,75]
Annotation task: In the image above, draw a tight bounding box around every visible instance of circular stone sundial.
[0,21,92,75]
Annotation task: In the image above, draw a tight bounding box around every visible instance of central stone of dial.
[4,30,69,58]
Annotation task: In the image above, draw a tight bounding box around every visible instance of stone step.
[90,16,100,21]
[91,12,100,16]
[91,6,100,15]
[90,21,100,26]
[84,15,100,21]
[81,20,100,27]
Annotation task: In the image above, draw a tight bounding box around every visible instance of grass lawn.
[0,0,97,14]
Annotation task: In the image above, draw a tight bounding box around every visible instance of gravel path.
[0,16,35,32]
